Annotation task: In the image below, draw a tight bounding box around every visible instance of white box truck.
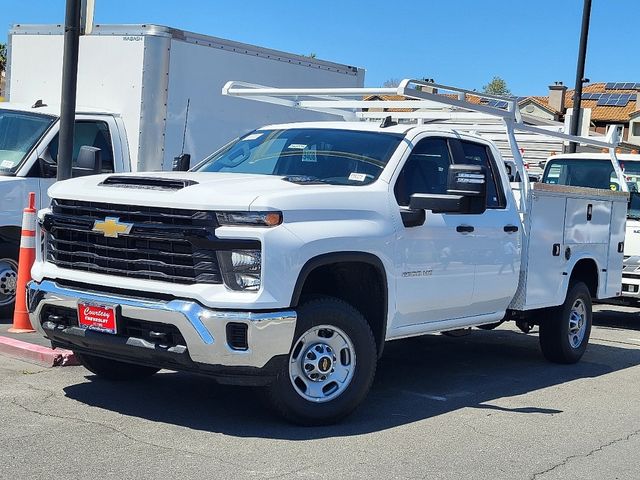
[0,23,364,316]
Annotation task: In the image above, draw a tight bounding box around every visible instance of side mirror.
[72,146,101,177]
[173,153,191,171]
[408,165,487,215]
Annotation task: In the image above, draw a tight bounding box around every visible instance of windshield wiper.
[282,175,330,185]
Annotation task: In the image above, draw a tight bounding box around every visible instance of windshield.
[194,128,404,185]
[543,157,640,219]
[0,110,55,175]
[541,158,640,191]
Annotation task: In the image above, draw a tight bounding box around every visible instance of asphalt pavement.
[1,305,639,479]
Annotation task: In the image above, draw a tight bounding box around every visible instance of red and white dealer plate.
[77,302,118,334]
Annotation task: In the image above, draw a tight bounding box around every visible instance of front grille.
[44,199,225,284]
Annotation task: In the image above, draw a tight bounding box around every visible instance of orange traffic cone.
[9,192,37,333]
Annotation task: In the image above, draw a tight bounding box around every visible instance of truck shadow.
[593,307,640,332]
[62,327,640,439]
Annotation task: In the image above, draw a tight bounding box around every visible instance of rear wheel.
[539,282,592,364]
[0,241,19,319]
[75,352,160,381]
[267,296,377,426]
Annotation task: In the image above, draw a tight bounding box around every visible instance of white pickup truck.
[0,23,364,316]
[542,152,640,303]
[27,81,627,425]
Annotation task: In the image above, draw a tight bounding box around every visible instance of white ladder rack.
[222,78,626,205]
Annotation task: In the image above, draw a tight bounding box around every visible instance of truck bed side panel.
[523,194,567,307]
[605,201,626,298]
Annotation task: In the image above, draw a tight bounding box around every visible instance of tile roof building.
[518,82,640,147]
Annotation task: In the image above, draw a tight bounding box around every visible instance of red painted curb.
[0,336,79,367]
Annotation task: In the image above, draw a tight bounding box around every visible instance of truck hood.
[46,171,364,211]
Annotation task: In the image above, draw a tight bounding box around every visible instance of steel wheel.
[288,324,356,403]
[568,298,587,348]
[0,258,19,308]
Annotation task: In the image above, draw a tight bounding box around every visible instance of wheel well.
[294,256,387,357]
[569,258,598,297]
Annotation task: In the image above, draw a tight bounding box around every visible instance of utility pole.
[57,0,81,181]
[568,0,592,153]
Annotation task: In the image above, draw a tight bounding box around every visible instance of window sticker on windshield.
[348,172,367,182]
[244,133,263,141]
[288,144,307,150]
[301,147,317,163]
[1,160,15,168]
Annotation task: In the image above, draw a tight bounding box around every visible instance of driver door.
[392,136,476,328]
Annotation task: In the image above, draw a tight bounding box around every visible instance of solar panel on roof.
[487,99,508,109]
[581,93,603,100]
[605,82,640,90]
[597,93,633,106]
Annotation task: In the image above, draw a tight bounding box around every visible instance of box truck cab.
[0,23,364,316]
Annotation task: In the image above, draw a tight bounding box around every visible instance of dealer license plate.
[77,302,118,334]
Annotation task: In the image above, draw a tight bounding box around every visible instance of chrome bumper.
[27,280,296,369]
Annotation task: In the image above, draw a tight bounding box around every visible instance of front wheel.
[267,296,377,426]
[75,352,160,381]
[539,282,592,364]
[0,241,19,319]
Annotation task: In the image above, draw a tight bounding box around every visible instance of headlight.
[216,211,282,227]
[217,249,262,291]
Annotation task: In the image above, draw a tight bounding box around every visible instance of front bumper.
[621,275,640,300]
[27,280,297,383]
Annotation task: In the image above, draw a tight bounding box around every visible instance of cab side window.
[394,137,452,206]
[456,141,505,208]
[48,121,114,173]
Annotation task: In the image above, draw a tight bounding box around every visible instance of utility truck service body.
[0,24,364,315]
[542,153,640,303]
[28,80,627,424]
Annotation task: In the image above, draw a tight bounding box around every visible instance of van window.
[48,121,114,173]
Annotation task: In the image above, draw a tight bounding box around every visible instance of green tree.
[382,78,401,88]
[0,43,6,73]
[482,76,511,96]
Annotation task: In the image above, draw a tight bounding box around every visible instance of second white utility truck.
[0,23,364,315]
[27,80,626,425]
[542,152,640,303]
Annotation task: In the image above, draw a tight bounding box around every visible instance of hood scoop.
[99,176,198,191]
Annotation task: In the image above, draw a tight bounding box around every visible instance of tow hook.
[516,320,534,334]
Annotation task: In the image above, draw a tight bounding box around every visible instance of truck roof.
[548,152,640,162]
[257,121,494,143]
[0,102,114,117]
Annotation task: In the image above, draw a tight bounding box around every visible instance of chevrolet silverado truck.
[27,81,628,424]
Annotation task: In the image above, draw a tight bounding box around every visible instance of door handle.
[456,225,474,233]
[504,225,519,233]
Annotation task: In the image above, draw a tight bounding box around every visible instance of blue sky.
[2,0,638,95]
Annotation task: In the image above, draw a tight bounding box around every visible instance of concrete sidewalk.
[0,320,78,367]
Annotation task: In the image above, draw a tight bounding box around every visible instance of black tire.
[267,296,377,426]
[75,352,160,381]
[0,241,20,319]
[539,282,592,364]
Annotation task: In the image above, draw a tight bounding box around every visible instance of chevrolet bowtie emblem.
[92,217,133,238]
